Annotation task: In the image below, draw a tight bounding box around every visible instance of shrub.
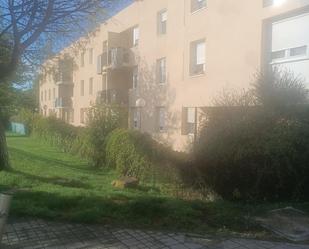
[105,129,179,182]
[85,104,128,167]
[194,106,309,201]
[193,70,309,201]
[32,115,81,153]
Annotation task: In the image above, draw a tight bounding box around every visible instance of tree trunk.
[0,122,10,171]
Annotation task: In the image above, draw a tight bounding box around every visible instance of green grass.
[1,134,309,236]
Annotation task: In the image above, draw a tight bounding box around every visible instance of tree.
[0,0,113,170]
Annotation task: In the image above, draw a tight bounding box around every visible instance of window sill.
[190,72,206,78]
[270,56,309,65]
[191,7,207,15]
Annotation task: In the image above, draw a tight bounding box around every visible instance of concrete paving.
[1,218,309,249]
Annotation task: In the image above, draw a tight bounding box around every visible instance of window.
[80,80,85,96]
[271,46,308,62]
[102,74,107,91]
[181,107,196,135]
[89,77,93,95]
[156,57,166,84]
[132,108,140,129]
[263,0,273,7]
[133,66,138,89]
[103,41,108,53]
[53,88,56,100]
[133,26,139,46]
[191,0,206,12]
[187,108,196,135]
[70,109,74,123]
[290,45,307,57]
[80,108,86,124]
[156,107,165,132]
[44,90,47,101]
[190,40,206,75]
[41,91,43,101]
[263,0,286,7]
[81,51,85,67]
[89,48,93,64]
[158,10,167,35]
[48,89,51,100]
[271,50,286,60]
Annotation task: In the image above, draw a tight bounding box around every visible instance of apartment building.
[39,0,309,151]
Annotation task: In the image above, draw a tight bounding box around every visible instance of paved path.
[1,218,309,249]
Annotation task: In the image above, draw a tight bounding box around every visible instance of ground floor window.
[80,108,88,124]
[156,107,166,132]
[181,107,197,135]
[131,108,141,130]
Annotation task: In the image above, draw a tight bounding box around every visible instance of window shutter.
[181,107,189,135]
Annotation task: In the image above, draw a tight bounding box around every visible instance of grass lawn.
[1,133,309,236]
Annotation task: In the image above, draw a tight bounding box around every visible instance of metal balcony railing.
[54,97,72,108]
[97,47,133,74]
[97,89,128,105]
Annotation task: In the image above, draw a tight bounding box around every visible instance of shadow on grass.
[8,189,210,232]
[8,147,95,174]
[12,170,92,189]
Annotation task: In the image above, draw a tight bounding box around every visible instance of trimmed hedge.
[11,109,183,185]
[105,129,181,182]
[106,129,157,180]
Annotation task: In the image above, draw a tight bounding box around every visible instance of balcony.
[96,89,128,105]
[54,97,72,108]
[97,47,135,74]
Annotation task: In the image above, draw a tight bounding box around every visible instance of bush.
[32,115,81,153]
[194,106,309,201]
[85,104,127,167]
[105,129,179,182]
[106,129,155,180]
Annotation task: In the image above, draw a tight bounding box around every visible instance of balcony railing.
[97,89,128,105]
[97,47,134,74]
[54,97,72,108]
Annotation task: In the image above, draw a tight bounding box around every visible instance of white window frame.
[133,66,138,89]
[157,107,166,132]
[81,52,85,67]
[133,108,140,130]
[271,45,309,64]
[158,10,167,35]
[157,57,167,84]
[190,40,206,76]
[191,0,207,13]
[80,80,85,96]
[89,48,94,64]
[187,107,196,135]
[89,77,93,95]
[133,26,139,46]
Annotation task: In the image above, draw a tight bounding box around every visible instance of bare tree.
[0,0,114,170]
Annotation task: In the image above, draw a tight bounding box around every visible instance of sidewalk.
[2,218,309,249]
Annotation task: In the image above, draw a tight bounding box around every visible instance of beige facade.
[39,0,309,151]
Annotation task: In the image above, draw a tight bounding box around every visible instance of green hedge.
[11,108,183,184]
[105,129,180,182]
